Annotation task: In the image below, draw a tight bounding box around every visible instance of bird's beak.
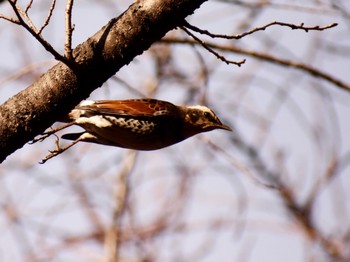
[217,123,232,131]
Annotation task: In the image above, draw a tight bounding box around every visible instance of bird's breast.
[75,115,184,150]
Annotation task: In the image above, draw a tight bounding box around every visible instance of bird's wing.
[77,99,176,118]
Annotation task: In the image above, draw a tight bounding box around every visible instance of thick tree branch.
[0,0,207,163]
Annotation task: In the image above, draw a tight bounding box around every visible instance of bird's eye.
[204,112,215,121]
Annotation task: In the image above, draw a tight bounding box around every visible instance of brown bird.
[37,98,231,162]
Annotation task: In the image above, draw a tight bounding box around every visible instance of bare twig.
[65,0,74,60]
[161,38,350,93]
[278,182,343,258]
[0,14,20,24]
[184,21,338,40]
[24,0,34,13]
[220,0,339,15]
[38,0,57,34]
[202,125,344,258]
[199,136,277,189]
[181,26,246,67]
[5,1,71,66]
[111,76,148,98]
[67,169,105,240]
[305,156,338,211]
[0,60,54,87]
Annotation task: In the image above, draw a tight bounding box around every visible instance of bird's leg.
[39,134,82,164]
[30,122,75,144]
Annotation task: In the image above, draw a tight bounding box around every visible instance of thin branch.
[0,14,20,24]
[24,0,34,13]
[181,26,246,67]
[202,125,344,258]
[68,169,105,235]
[38,0,57,34]
[6,0,71,66]
[199,136,276,189]
[305,156,338,211]
[111,76,148,98]
[161,38,350,93]
[184,21,338,40]
[0,60,54,87]
[277,182,343,258]
[16,3,38,33]
[65,0,74,60]
[219,0,340,15]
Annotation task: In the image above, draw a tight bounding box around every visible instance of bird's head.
[180,105,232,138]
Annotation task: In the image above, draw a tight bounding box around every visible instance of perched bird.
[37,98,231,162]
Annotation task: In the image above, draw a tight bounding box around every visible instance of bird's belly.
[77,118,181,150]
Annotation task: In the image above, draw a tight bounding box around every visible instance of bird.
[36,98,232,162]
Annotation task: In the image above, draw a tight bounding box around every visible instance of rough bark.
[0,0,207,163]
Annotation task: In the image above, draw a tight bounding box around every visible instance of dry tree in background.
[0,0,349,261]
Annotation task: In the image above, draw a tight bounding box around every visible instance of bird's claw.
[30,128,58,144]
[39,149,62,164]
[39,135,78,164]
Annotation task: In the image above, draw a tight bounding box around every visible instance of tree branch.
[65,0,74,60]
[184,20,337,40]
[161,38,350,92]
[38,0,56,35]
[0,0,208,163]
[6,0,68,64]
[181,26,246,66]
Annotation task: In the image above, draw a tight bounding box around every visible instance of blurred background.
[0,0,350,261]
